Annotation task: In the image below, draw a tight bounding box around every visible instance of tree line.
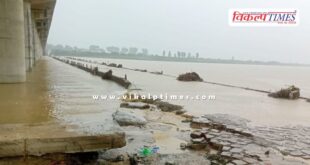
[47,44,200,59]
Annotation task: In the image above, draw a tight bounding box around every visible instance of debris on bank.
[120,102,150,109]
[154,101,183,112]
[268,85,300,99]
[108,63,117,67]
[150,71,163,75]
[177,72,203,82]
[105,63,123,68]
[134,69,147,72]
[121,93,183,113]
[112,110,147,126]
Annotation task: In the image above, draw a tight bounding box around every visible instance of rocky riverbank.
[97,96,211,165]
[95,92,310,165]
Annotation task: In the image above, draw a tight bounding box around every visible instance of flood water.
[0,60,52,124]
[99,58,310,98]
[1,56,309,128]
[0,57,124,134]
[82,57,310,126]
[0,56,309,164]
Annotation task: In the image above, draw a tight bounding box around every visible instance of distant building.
[89,45,103,53]
[141,48,148,56]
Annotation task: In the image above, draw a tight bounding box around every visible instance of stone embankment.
[185,115,310,164]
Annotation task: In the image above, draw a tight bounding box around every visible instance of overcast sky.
[48,0,310,64]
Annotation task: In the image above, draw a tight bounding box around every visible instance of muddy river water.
[1,57,309,127]
[83,57,310,127]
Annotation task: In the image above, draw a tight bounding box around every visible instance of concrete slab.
[0,122,125,157]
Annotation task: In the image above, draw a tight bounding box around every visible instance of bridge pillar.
[24,0,34,71]
[0,0,26,83]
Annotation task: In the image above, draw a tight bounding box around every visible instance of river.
[82,57,310,126]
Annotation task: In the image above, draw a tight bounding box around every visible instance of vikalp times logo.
[229,9,299,27]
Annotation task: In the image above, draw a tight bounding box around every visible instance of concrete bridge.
[0,0,56,83]
[0,0,128,159]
